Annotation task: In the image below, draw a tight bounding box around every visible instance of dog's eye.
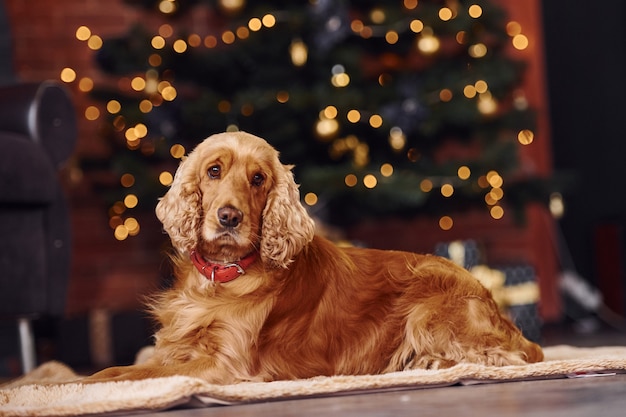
[208,165,221,179]
[251,173,265,187]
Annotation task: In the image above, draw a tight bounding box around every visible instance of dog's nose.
[218,206,243,228]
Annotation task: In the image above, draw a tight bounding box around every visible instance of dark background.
[542,0,626,309]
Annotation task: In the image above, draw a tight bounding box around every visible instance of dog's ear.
[261,163,315,268]
[155,155,201,254]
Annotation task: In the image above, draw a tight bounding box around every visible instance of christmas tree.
[79,0,553,240]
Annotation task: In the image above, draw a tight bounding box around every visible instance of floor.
[143,374,626,417]
[133,321,626,417]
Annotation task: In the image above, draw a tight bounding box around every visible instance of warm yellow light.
[188,34,201,47]
[331,73,350,87]
[85,106,100,121]
[248,18,262,31]
[120,173,135,188]
[363,174,378,189]
[410,19,424,33]
[204,36,218,48]
[124,194,138,208]
[404,0,418,10]
[222,31,236,44]
[420,179,433,192]
[486,171,503,188]
[347,109,361,123]
[131,77,146,91]
[323,106,338,119]
[290,38,308,66]
[151,36,166,49]
[106,100,121,114]
[315,118,339,139]
[550,192,565,218]
[351,19,364,33]
[439,88,453,102]
[490,206,504,220]
[417,29,440,54]
[236,26,250,39]
[512,34,529,50]
[389,127,406,151]
[158,0,177,14]
[158,24,173,38]
[170,144,185,158]
[139,100,153,113]
[458,166,471,180]
[78,77,93,92]
[161,86,177,101]
[114,225,129,241]
[76,26,91,41]
[463,85,477,98]
[468,5,483,18]
[441,183,454,197]
[370,9,385,24]
[60,67,76,83]
[469,43,487,58]
[345,174,358,187]
[518,129,534,145]
[125,217,140,236]
[490,187,504,201]
[134,123,148,138]
[219,0,245,14]
[456,31,467,44]
[262,14,276,28]
[475,80,488,93]
[87,35,103,50]
[439,7,453,21]
[439,216,454,230]
[385,30,399,44]
[478,93,498,115]
[173,39,188,52]
[304,192,318,206]
[506,21,522,36]
[159,171,174,186]
[369,114,383,128]
[380,163,393,177]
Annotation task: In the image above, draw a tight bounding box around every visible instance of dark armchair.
[0,81,77,373]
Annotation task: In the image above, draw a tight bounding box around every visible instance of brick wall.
[4,0,561,320]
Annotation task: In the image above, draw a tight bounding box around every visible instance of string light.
[75,26,91,41]
[60,68,76,83]
[439,216,454,230]
[304,192,318,206]
[87,35,103,50]
[290,38,308,66]
[159,171,174,186]
[72,0,540,239]
[78,77,93,92]
[468,5,483,18]
[363,174,378,188]
[417,27,440,54]
[345,174,358,187]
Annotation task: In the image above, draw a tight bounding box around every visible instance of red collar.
[190,250,258,283]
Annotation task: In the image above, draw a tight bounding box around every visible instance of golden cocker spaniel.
[90,131,542,384]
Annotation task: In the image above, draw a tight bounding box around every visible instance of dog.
[89,131,543,384]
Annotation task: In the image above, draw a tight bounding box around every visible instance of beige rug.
[2,345,626,417]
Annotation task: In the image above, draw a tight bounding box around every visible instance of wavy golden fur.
[89,131,542,384]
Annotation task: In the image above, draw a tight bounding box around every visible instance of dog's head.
[155,131,315,268]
